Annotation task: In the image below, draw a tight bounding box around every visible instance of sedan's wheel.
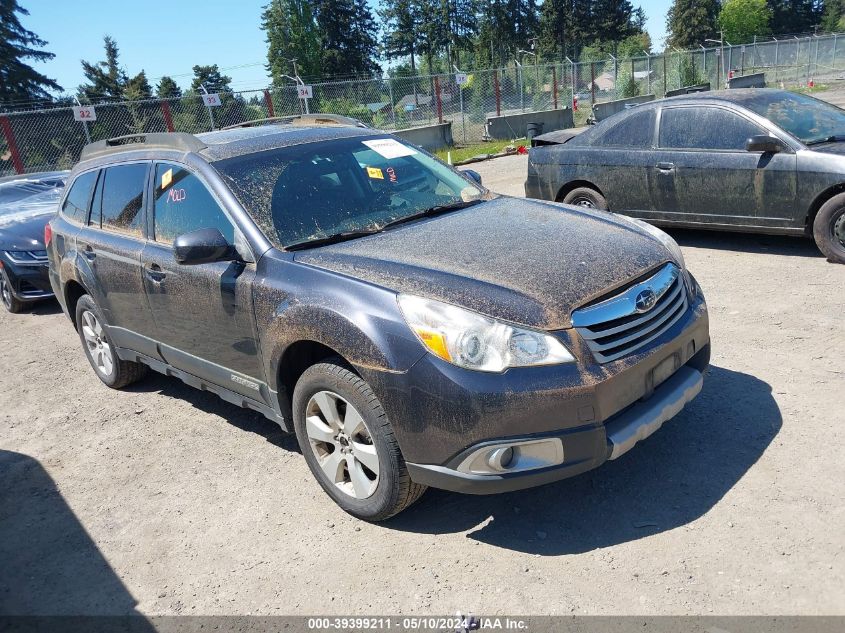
[305,391,380,499]
[293,359,426,521]
[0,272,24,313]
[75,294,148,389]
[562,186,608,211]
[813,193,845,264]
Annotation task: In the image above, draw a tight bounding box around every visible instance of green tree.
[315,0,380,78]
[125,70,152,100]
[719,0,772,44]
[0,0,62,107]
[261,0,321,82]
[767,1,821,35]
[538,0,573,60]
[189,64,232,93]
[822,0,845,31]
[666,0,720,48]
[155,76,182,99]
[381,0,420,73]
[79,35,128,101]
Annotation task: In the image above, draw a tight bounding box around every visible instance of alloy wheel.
[834,209,845,248]
[304,390,380,499]
[0,276,11,310]
[81,310,114,377]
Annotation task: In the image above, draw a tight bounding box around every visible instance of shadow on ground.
[669,228,822,258]
[125,373,298,453]
[0,450,153,624]
[385,365,781,554]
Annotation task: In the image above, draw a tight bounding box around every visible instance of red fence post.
[590,62,596,105]
[434,76,443,124]
[0,116,24,174]
[263,89,275,118]
[160,101,175,132]
[494,70,501,117]
[552,65,558,110]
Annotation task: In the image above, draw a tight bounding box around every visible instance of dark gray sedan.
[525,89,845,263]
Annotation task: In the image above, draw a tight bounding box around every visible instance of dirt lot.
[2,159,844,617]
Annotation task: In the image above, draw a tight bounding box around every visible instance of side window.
[153,163,234,244]
[659,107,765,150]
[595,109,656,148]
[100,163,147,236]
[61,171,98,223]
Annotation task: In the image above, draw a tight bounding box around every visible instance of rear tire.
[292,358,426,521]
[562,186,608,210]
[813,194,845,264]
[0,272,25,314]
[75,294,148,389]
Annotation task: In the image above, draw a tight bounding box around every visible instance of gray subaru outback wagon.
[47,118,710,520]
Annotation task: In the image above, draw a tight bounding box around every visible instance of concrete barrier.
[484,108,574,140]
[393,122,454,151]
[728,73,766,89]
[665,83,711,97]
[592,95,656,122]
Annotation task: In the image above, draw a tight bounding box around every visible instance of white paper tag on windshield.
[362,138,417,159]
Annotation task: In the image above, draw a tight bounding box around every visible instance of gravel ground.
[1,157,844,617]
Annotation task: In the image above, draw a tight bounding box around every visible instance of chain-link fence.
[4,32,845,176]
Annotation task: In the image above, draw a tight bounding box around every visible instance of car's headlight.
[619,216,686,270]
[397,294,575,372]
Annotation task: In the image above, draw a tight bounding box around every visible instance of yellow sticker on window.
[366,166,384,180]
[161,168,173,189]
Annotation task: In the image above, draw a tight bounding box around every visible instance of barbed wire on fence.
[3,32,845,176]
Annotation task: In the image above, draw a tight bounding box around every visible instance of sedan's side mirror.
[173,227,236,265]
[461,169,482,186]
[746,135,786,154]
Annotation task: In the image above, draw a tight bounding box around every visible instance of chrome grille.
[572,264,689,363]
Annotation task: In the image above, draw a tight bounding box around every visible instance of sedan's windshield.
[212,136,486,249]
[737,91,845,145]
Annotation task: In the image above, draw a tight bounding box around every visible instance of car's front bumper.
[0,256,53,303]
[360,290,710,495]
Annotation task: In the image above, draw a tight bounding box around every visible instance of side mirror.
[746,135,786,154]
[173,227,235,265]
[461,169,482,186]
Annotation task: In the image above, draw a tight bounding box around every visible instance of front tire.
[0,271,25,313]
[75,294,148,389]
[562,186,608,210]
[292,359,426,521]
[813,194,845,264]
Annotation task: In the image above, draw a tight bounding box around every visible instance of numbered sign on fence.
[455,73,468,86]
[202,93,222,107]
[72,106,96,122]
[297,85,313,99]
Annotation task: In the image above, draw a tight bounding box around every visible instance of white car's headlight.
[620,216,686,270]
[398,294,575,372]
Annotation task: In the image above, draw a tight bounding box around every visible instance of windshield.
[212,136,485,248]
[737,91,845,145]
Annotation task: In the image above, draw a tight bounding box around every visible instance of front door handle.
[656,162,675,172]
[144,263,166,283]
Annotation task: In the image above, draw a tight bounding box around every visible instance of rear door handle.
[656,162,675,172]
[82,246,96,261]
[144,263,166,283]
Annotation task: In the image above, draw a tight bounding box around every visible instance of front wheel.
[0,272,25,313]
[813,194,845,264]
[292,359,426,521]
[562,186,608,210]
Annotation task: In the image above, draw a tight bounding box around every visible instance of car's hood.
[807,143,845,156]
[294,197,672,330]
[0,210,53,251]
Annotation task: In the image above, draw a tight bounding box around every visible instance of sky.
[22,0,673,98]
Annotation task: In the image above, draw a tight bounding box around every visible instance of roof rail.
[221,113,370,131]
[79,132,207,162]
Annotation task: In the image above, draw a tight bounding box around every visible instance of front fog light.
[459,438,565,475]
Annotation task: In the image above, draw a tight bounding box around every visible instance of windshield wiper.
[285,228,382,250]
[806,134,845,146]
[377,199,484,231]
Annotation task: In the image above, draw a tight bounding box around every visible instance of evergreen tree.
[189,65,233,93]
[767,1,822,35]
[261,0,321,82]
[79,36,128,101]
[314,0,380,78]
[380,0,420,73]
[125,70,152,100]
[666,0,720,48]
[538,0,573,60]
[155,76,182,99]
[822,0,845,31]
[593,0,637,44]
[0,0,62,106]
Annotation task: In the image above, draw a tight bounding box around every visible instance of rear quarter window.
[61,171,97,224]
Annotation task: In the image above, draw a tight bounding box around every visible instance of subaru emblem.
[635,289,657,313]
